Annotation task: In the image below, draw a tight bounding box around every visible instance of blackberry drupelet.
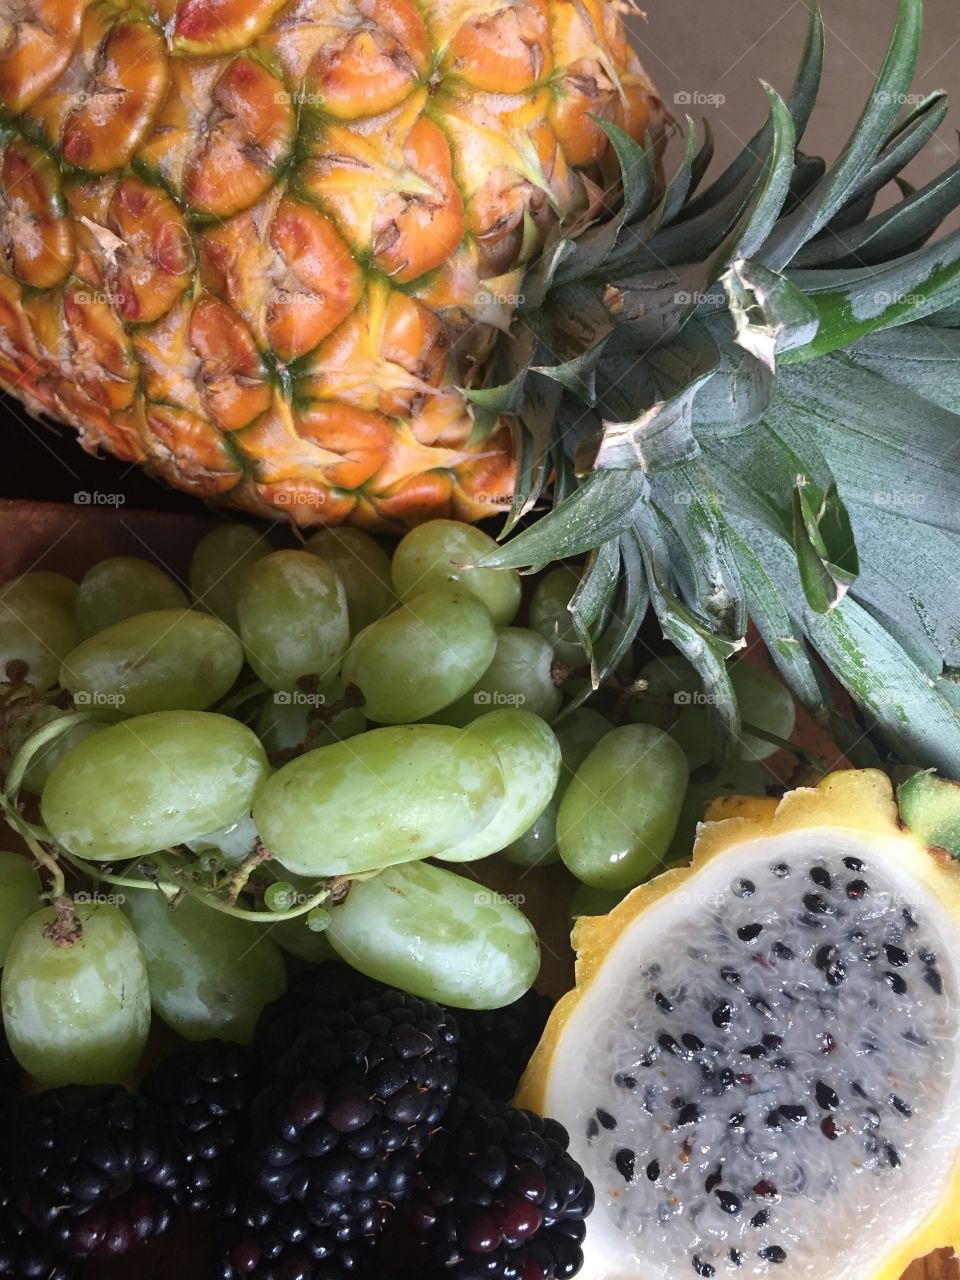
[382,1086,594,1280]
[4,1084,182,1259]
[215,1178,376,1280]
[0,1182,74,1280]
[253,963,382,1066]
[454,990,553,1101]
[244,989,458,1228]
[141,1039,261,1211]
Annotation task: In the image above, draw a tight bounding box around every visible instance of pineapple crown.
[474,0,960,776]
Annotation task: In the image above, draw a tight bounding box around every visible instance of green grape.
[667,762,769,859]
[60,609,244,717]
[264,881,297,912]
[438,710,561,862]
[236,550,349,692]
[628,655,714,770]
[501,707,610,867]
[42,711,269,861]
[391,520,521,626]
[431,627,562,727]
[254,723,505,876]
[124,890,285,1043]
[305,527,396,633]
[190,524,270,630]
[569,883,626,920]
[2,901,150,1085]
[75,557,187,637]
[341,589,496,724]
[528,566,588,666]
[255,679,366,755]
[326,860,539,1009]
[0,852,41,966]
[731,663,796,761]
[0,572,82,689]
[557,724,689,891]
[184,811,259,865]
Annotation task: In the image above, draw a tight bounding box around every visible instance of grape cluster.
[0,518,794,1194]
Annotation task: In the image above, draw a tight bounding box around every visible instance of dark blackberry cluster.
[379,1087,593,1280]
[141,1039,262,1211]
[454,990,554,1101]
[253,963,381,1067]
[243,990,459,1226]
[0,1182,74,1280]
[4,1084,182,1259]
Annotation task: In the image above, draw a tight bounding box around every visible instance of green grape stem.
[224,839,272,904]
[42,894,82,948]
[152,852,333,922]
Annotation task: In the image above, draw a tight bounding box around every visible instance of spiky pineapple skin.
[0,0,665,528]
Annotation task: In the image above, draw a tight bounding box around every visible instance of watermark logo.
[275,89,324,107]
[474,890,526,907]
[74,491,126,507]
[873,290,925,308]
[675,689,718,707]
[876,91,927,106]
[275,492,326,507]
[275,690,327,707]
[674,90,726,107]
[74,889,126,905]
[475,289,525,307]
[474,493,513,506]
[872,491,925,510]
[73,289,127,307]
[474,690,526,708]
[74,690,126,708]
[674,289,710,306]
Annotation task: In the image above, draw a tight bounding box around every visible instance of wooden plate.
[0,500,955,1280]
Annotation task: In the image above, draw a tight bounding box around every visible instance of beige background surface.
[626,0,958,194]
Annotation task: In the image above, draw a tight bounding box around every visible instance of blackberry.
[381,1086,594,1280]
[253,963,382,1066]
[454,990,553,1101]
[0,1182,74,1280]
[244,989,458,1228]
[4,1084,182,1259]
[141,1039,262,1211]
[215,1179,376,1280]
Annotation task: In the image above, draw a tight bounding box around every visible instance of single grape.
[341,589,496,723]
[391,520,521,626]
[326,860,540,1009]
[2,901,150,1085]
[528,565,588,666]
[124,890,286,1043]
[501,707,611,867]
[264,881,297,912]
[41,711,269,861]
[431,627,562,727]
[190,523,270,630]
[0,572,81,689]
[628,655,714,770]
[569,883,626,920]
[236,550,349,692]
[437,710,561,862]
[60,609,244,717]
[304,527,396,633]
[255,679,366,756]
[269,915,337,963]
[557,724,689,890]
[0,852,41,965]
[253,722,505,876]
[731,663,796,761]
[75,557,187,637]
[184,811,259,865]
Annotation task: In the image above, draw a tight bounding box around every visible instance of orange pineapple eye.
[144,403,244,494]
[443,0,552,93]
[370,470,456,525]
[304,0,429,121]
[183,57,295,217]
[371,116,465,282]
[62,283,138,412]
[0,140,74,290]
[266,198,363,361]
[189,295,272,431]
[0,273,41,377]
[0,0,87,115]
[172,0,288,55]
[549,61,618,168]
[378,289,450,413]
[107,178,194,324]
[61,18,169,173]
[293,402,394,489]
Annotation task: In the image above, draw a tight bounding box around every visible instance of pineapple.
[0,0,666,524]
[2,0,960,773]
